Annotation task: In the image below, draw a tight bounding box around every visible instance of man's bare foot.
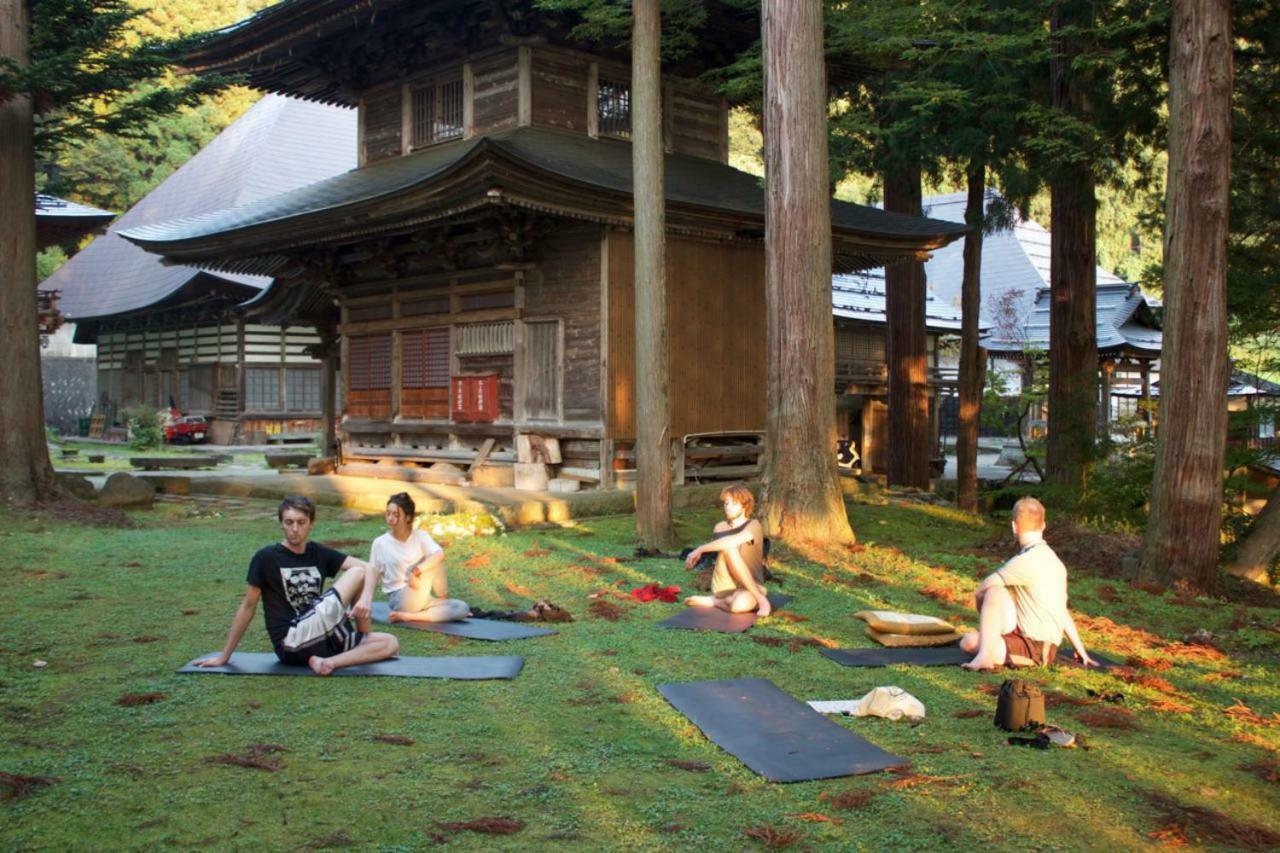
[755,598,772,618]
[309,655,336,676]
[961,657,1000,672]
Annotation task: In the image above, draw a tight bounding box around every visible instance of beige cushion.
[854,610,957,636]
[866,627,964,648]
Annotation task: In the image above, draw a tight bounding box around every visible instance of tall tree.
[0,0,229,505]
[631,0,675,549]
[1044,0,1098,490]
[956,156,987,513]
[0,0,51,506]
[1140,0,1233,592]
[758,0,854,543]
[883,154,931,490]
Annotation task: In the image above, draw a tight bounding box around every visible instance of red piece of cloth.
[629,583,681,603]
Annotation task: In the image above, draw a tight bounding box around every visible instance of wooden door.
[521,320,561,421]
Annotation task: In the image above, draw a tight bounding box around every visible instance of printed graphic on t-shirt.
[281,566,323,613]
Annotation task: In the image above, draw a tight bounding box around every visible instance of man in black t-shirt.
[196,495,399,675]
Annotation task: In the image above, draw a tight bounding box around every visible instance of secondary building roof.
[983,280,1162,357]
[832,269,963,333]
[35,194,115,251]
[43,95,356,324]
[122,126,968,276]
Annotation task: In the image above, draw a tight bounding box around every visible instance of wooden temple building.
[45,96,357,442]
[123,0,966,487]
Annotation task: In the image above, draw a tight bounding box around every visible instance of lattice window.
[455,322,514,356]
[597,78,631,138]
[411,77,464,148]
[245,367,281,410]
[285,368,322,411]
[348,334,392,391]
[402,328,450,389]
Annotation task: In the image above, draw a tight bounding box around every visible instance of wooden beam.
[517,46,532,126]
[462,62,475,139]
[468,437,496,474]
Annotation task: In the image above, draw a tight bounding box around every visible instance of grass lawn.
[2,495,1278,850]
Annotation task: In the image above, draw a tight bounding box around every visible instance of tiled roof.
[35,194,115,220]
[122,127,966,262]
[43,95,356,320]
[832,269,963,332]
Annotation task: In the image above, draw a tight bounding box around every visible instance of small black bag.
[995,679,1046,731]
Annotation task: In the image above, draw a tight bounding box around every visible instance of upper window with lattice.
[597,78,630,138]
[411,76,464,148]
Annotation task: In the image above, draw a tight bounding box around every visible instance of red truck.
[165,415,209,444]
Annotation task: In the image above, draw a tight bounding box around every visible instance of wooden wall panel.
[363,87,402,164]
[606,231,766,439]
[527,224,602,422]
[531,51,589,132]
[472,55,520,134]
[669,90,726,162]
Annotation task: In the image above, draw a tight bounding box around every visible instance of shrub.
[124,406,163,451]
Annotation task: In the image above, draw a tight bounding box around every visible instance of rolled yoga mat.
[820,645,1116,670]
[658,594,794,633]
[657,678,908,783]
[371,602,557,641]
[178,652,525,680]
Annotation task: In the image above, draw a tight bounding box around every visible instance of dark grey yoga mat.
[821,645,1116,670]
[178,652,524,679]
[658,594,794,633]
[658,678,907,783]
[371,602,557,641]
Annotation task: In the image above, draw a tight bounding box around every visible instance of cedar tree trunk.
[631,0,675,548]
[884,160,931,490]
[0,0,58,505]
[757,0,854,543]
[1046,2,1098,490]
[1228,483,1280,585]
[1140,0,1233,592]
[956,158,987,513]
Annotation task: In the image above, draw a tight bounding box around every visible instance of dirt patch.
[920,583,967,606]
[741,825,803,848]
[523,546,552,558]
[465,555,491,568]
[1146,791,1280,850]
[372,733,414,746]
[131,635,162,644]
[885,768,965,790]
[1205,670,1243,682]
[1126,655,1173,671]
[951,709,987,719]
[588,599,627,621]
[664,759,711,772]
[33,498,133,528]
[566,564,601,579]
[1149,699,1194,714]
[820,571,877,589]
[117,692,165,707]
[818,789,876,810]
[774,611,809,623]
[307,830,356,848]
[1044,691,1097,709]
[972,522,1139,577]
[0,771,58,801]
[1075,707,1139,730]
[1116,672,1180,695]
[751,636,784,647]
[206,743,287,772]
[1239,757,1280,784]
[1096,584,1121,603]
[435,817,524,835]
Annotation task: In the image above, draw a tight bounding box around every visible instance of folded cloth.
[629,583,681,603]
[855,610,957,636]
[866,627,964,648]
[852,686,926,722]
[807,700,861,715]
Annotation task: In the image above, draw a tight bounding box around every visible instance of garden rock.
[56,473,97,501]
[99,473,155,508]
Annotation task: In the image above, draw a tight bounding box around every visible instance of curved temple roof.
[123,126,967,276]
[43,95,356,322]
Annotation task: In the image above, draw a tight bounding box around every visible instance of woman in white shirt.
[370,493,469,623]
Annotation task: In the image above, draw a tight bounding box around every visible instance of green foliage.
[35,246,68,282]
[0,0,240,159]
[124,406,163,450]
[533,0,712,62]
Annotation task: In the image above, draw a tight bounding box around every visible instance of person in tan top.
[960,497,1096,670]
[683,484,771,616]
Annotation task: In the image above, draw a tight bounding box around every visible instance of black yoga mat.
[371,602,557,641]
[658,594,793,633]
[658,678,907,783]
[821,645,1116,670]
[178,652,524,680]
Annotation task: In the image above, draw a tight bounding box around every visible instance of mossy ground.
[2,495,1277,850]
